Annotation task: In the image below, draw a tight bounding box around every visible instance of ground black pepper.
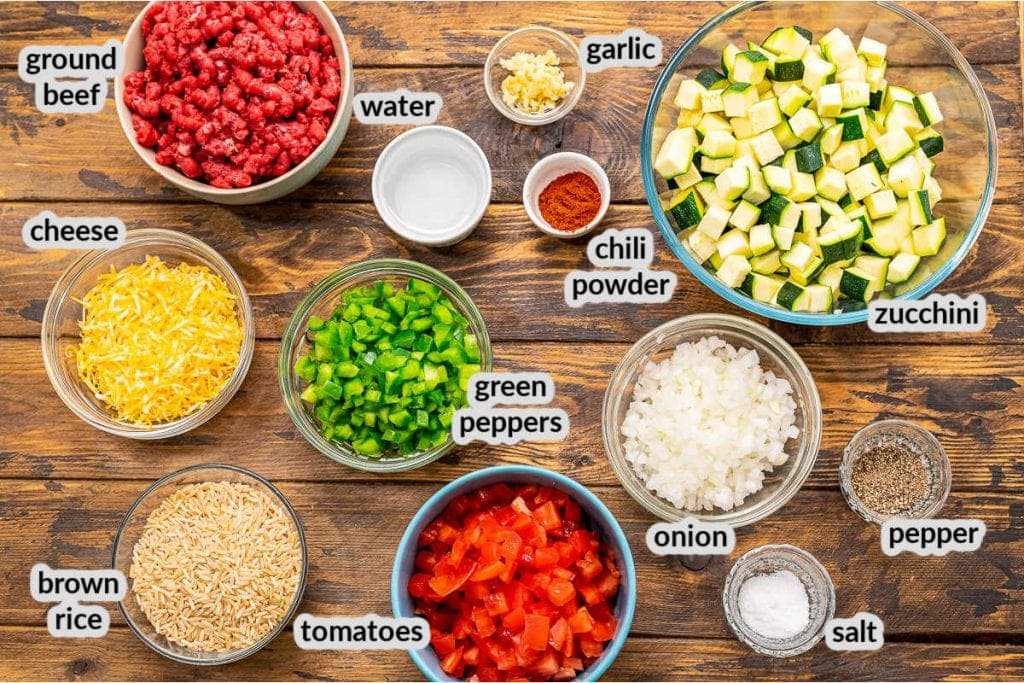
[850,443,931,515]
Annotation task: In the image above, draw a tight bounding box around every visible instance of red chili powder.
[538,171,602,232]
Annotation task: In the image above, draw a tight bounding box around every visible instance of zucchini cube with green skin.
[733,50,770,84]
[829,141,862,173]
[701,155,733,175]
[858,36,888,66]
[721,44,741,79]
[911,217,946,256]
[816,83,844,117]
[729,199,762,231]
[875,127,916,165]
[883,84,916,110]
[792,283,834,312]
[788,171,817,201]
[668,189,705,229]
[836,108,868,140]
[913,91,944,126]
[885,100,924,136]
[887,155,925,197]
[717,229,753,259]
[723,82,758,118]
[762,165,793,194]
[772,224,797,251]
[687,228,719,263]
[700,88,726,113]
[715,164,750,201]
[701,129,737,159]
[818,220,863,264]
[865,64,887,91]
[802,53,836,92]
[773,59,805,82]
[840,81,871,109]
[864,189,898,218]
[776,281,805,310]
[819,122,845,155]
[749,223,776,255]
[908,189,933,226]
[773,120,803,151]
[815,166,848,201]
[788,107,822,142]
[794,142,824,173]
[799,201,823,230]
[762,26,811,58]
[817,261,846,297]
[779,85,812,116]
[839,267,878,302]
[915,127,944,157]
[696,68,726,89]
[742,272,786,303]
[674,78,705,110]
[655,128,697,179]
[750,130,785,165]
[698,203,732,239]
[887,252,921,284]
[845,163,884,201]
[750,249,783,274]
[716,254,753,288]
[749,97,783,133]
[820,27,859,68]
[853,254,890,290]
[697,112,731,137]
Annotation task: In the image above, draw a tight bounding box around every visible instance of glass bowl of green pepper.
[279,259,492,472]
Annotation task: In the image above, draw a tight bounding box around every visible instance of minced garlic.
[499,49,574,114]
[70,255,243,426]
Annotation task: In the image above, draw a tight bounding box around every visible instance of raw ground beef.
[124,1,342,188]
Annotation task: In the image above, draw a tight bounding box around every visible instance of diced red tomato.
[409,484,621,681]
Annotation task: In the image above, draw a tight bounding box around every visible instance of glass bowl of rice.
[602,314,822,527]
[112,464,307,665]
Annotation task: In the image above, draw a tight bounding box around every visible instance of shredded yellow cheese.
[69,255,243,427]
[499,50,574,114]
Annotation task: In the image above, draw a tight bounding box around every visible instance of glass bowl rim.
[721,543,836,657]
[40,227,255,439]
[278,258,493,472]
[484,25,587,126]
[601,313,822,527]
[838,418,952,524]
[112,463,309,665]
[639,0,998,326]
[389,464,637,682]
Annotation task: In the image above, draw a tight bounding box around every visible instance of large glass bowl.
[41,228,254,439]
[112,464,308,665]
[641,1,997,325]
[279,259,492,472]
[602,314,821,527]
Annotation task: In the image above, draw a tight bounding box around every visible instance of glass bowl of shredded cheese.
[485,26,585,125]
[41,228,254,439]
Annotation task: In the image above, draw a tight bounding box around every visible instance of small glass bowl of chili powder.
[523,152,610,238]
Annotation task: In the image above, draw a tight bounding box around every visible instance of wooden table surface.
[1,2,1023,680]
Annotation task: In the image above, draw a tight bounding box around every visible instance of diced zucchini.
[816,83,844,117]
[698,203,732,239]
[733,50,770,84]
[817,262,846,297]
[723,82,759,118]
[908,188,933,226]
[717,229,753,259]
[776,281,804,309]
[801,51,836,92]
[794,142,824,173]
[818,219,863,264]
[695,68,725,89]
[799,201,823,230]
[820,28,859,68]
[750,249,783,274]
[749,97,784,133]
[700,88,726,113]
[749,223,776,255]
[687,228,718,263]
[701,129,738,159]
[857,36,887,66]
[915,127,944,158]
[715,164,751,201]
[655,128,697,179]
[885,100,924,136]
[863,189,897,219]
[793,284,834,312]
[701,155,733,175]
[779,85,812,116]
[788,171,817,201]
[697,112,731,137]
[772,224,797,251]
[830,141,862,173]
[773,58,804,82]
[814,166,848,201]
[875,127,915,165]
[911,217,946,256]
[913,91,943,126]
[762,165,793,194]
[763,26,811,57]
[717,253,752,287]
[773,120,803,151]
[674,78,705,110]
[750,130,785,165]
[845,163,884,201]
[788,107,822,142]
[729,199,762,231]
[887,155,924,197]
[667,188,705,229]
[854,254,890,289]
[819,122,844,155]
[887,252,921,284]
[837,107,867,140]
[742,273,787,303]
[860,149,887,174]
[839,267,877,302]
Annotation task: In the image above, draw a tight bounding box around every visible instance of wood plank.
[1,480,1021,636]
[1,202,1020,344]
[0,2,1017,68]
[2,339,1022,491]
[1,627,1022,682]
[1,62,1020,204]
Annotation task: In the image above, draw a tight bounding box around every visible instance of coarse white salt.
[737,569,810,640]
[620,335,799,512]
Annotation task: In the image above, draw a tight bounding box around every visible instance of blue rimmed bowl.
[391,465,637,681]
[640,1,997,325]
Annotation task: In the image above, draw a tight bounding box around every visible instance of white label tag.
[18,41,123,114]
[826,612,885,651]
[22,211,126,250]
[565,228,676,307]
[452,408,569,445]
[293,613,430,650]
[354,88,442,125]
[645,518,735,555]
[31,564,126,639]
[881,519,986,557]
[466,372,554,408]
[867,293,986,333]
[579,29,662,72]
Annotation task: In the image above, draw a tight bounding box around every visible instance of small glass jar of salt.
[723,544,835,657]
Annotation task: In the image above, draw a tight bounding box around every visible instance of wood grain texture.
[0,1,1022,680]
[2,339,1022,491]
[0,2,1017,67]
[1,627,1022,682]
[1,62,1020,204]
[1,480,1021,635]
[2,202,1021,344]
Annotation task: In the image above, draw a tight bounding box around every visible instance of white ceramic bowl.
[114,0,354,205]
[372,126,492,246]
[523,152,610,238]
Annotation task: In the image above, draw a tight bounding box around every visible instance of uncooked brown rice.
[129,481,303,652]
